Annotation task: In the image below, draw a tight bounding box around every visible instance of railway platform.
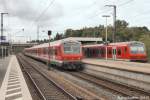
[0,55,32,100]
[82,58,150,74]
[0,56,11,87]
[82,58,150,91]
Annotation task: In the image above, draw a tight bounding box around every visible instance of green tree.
[139,34,150,61]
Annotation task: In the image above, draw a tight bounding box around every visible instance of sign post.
[102,15,110,61]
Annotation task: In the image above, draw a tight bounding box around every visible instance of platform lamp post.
[47,30,51,70]
[102,15,110,61]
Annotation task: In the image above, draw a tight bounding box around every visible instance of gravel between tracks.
[18,55,75,100]
[21,69,42,100]
[24,54,148,100]
[19,54,104,100]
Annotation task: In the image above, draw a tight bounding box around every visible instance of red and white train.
[82,41,147,62]
[24,39,83,70]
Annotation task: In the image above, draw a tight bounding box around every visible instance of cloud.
[0,0,63,23]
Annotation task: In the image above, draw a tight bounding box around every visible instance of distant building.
[11,42,37,54]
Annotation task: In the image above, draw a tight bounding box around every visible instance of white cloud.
[0,0,150,42]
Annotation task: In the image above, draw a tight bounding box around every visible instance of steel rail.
[17,55,46,100]
[82,71,150,96]
[18,54,77,100]
[69,72,150,97]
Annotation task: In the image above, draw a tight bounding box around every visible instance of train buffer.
[0,55,32,100]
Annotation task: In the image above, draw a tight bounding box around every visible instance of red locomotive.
[24,39,83,70]
[82,41,147,62]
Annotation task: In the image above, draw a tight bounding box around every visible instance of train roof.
[82,44,103,47]
[83,41,144,47]
[109,41,144,45]
[25,39,81,50]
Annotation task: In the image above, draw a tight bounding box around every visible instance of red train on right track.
[82,41,147,62]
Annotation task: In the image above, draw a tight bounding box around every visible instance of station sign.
[0,36,6,40]
[0,36,9,45]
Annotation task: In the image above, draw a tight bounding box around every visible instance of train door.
[112,47,117,60]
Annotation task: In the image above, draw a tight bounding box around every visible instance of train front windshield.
[130,43,145,54]
[63,42,81,54]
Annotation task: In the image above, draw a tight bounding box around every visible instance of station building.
[11,42,37,54]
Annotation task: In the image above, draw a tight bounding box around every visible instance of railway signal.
[48,30,51,70]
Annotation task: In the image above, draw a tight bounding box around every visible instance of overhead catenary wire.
[35,0,55,22]
[29,0,55,28]
[90,0,135,19]
[117,0,150,25]
[28,0,55,41]
[118,0,134,7]
[29,0,137,40]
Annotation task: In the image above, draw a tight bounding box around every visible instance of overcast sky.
[0,0,150,42]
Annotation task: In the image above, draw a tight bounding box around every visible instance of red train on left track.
[24,39,83,70]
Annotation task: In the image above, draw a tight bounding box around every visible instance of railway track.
[21,67,45,100]
[69,71,150,98]
[19,54,103,99]
[20,53,150,99]
[17,54,77,100]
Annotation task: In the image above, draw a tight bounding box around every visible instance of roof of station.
[31,39,80,49]
[83,41,144,47]
[65,37,102,42]
[25,37,102,49]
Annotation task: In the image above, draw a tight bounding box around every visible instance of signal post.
[47,30,51,70]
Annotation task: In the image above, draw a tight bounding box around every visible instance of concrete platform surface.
[0,56,11,87]
[82,58,150,74]
[0,55,32,100]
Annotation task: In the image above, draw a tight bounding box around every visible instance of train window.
[45,48,48,54]
[55,49,58,55]
[101,48,104,55]
[130,43,145,54]
[130,46,138,54]
[52,48,55,55]
[45,48,47,54]
[64,46,71,53]
[49,48,53,55]
[73,46,80,54]
[43,48,46,54]
[108,49,112,55]
[138,46,145,53]
[64,42,80,54]
[117,49,121,56]
[96,49,99,55]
